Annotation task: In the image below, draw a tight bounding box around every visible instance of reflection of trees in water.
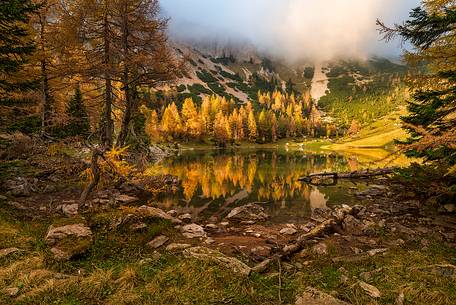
[151,151,349,202]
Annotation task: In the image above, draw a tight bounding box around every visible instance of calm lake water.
[147,149,372,224]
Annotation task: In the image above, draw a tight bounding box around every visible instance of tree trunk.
[101,6,114,148]
[117,1,136,147]
[39,12,52,130]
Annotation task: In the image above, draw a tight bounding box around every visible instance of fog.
[161,0,420,62]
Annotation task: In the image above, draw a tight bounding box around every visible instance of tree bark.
[39,10,52,130]
[101,4,114,148]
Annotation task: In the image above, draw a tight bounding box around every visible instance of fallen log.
[298,167,396,184]
[252,205,353,273]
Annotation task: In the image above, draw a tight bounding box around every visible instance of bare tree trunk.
[101,6,114,148]
[39,11,52,130]
[117,1,132,147]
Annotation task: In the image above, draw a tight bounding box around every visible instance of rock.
[4,287,19,297]
[351,247,363,254]
[226,203,269,222]
[205,224,218,229]
[138,206,181,224]
[147,235,169,249]
[0,247,20,258]
[45,223,92,261]
[340,275,349,284]
[443,204,456,213]
[300,222,316,233]
[130,222,147,231]
[181,224,207,239]
[5,177,33,196]
[0,195,7,201]
[115,194,139,204]
[342,215,364,235]
[62,203,79,217]
[183,246,251,276]
[252,258,273,273]
[311,208,332,223]
[359,281,381,298]
[167,210,177,217]
[165,243,192,251]
[312,243,328,255]
[419,264,456,279]
[280,227,297,235]
[296,287,350,305]
[178,213,192,223]
[204,237,216,244]
[396,291,405,305]
[367,248,388,257]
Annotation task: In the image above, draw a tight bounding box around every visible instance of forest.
[0,0,455,305]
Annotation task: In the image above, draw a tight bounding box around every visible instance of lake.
[144,148,381,224]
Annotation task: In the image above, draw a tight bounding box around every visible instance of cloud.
[160,0,420,62]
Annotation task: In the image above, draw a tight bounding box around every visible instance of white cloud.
[161,0,420,62]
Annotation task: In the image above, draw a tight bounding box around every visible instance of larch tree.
[0,0,40,99]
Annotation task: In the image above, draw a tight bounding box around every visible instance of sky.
[160,0,421,62]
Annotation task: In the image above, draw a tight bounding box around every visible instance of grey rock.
[280,227,298,235]
[359,281,381,298]
[312,243,328,255]
[226,203,269,222]
[45,223,92,260]
[296,287,350,305]
[62,203,79,217]
[138,206,181,224]
[181,224,207,239]
[183,246,251,276]
[147,235,169,249]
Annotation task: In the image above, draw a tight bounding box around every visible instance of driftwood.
[252,206,353,273]
[298,167,396,185]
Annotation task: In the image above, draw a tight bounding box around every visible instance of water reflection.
[147,149,362,222]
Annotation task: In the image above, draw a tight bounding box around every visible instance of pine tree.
[0,0,39,98]
[247,110,257,142]
[378,2,455,169]
[65,85,90,136]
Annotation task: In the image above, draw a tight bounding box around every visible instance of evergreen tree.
[66,85,90,136]
[0,0,39,97]
[378,2,456,169]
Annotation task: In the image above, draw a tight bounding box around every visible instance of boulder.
[183,246,251,276]
[359,281,381,298]
[147,235,169,249]
[138,206,181,224]
[296,287,350,305]
[280,227,298,235]
[62,203,79,217]
[226,203,269,222]
[178,213,193,223]
[45,223,92,260]
[181,224,206,239]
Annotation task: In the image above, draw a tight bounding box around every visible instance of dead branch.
[298,167,396,185]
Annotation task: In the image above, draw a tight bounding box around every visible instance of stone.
[0,247,20,258]
[138,206,181,224]
[165,243,192,251]
[130,222,147,231]
[183,246,251,276]
[62,203,79,217]
[295,287,350,305]
[115,194,139,204]
[367,248,388,257]
[147,235,169,249]
[204,237,216,244]
[0,195,7,201]
[226,203,269,222]
[178,213,192,223]
[4,287,19,297]
[45,223,92,260]
[252,258,273,273]
[300,222,316,233]
[419,264,456,279]
[167,210,178,217]
[280,227,298,235]
[342,215,364,235]
[359,281,381,298]
[396,291,405,305]
[312,243,328,255]
[181,224,207,238]
[443,204,456,213]
[205,224,218,229]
